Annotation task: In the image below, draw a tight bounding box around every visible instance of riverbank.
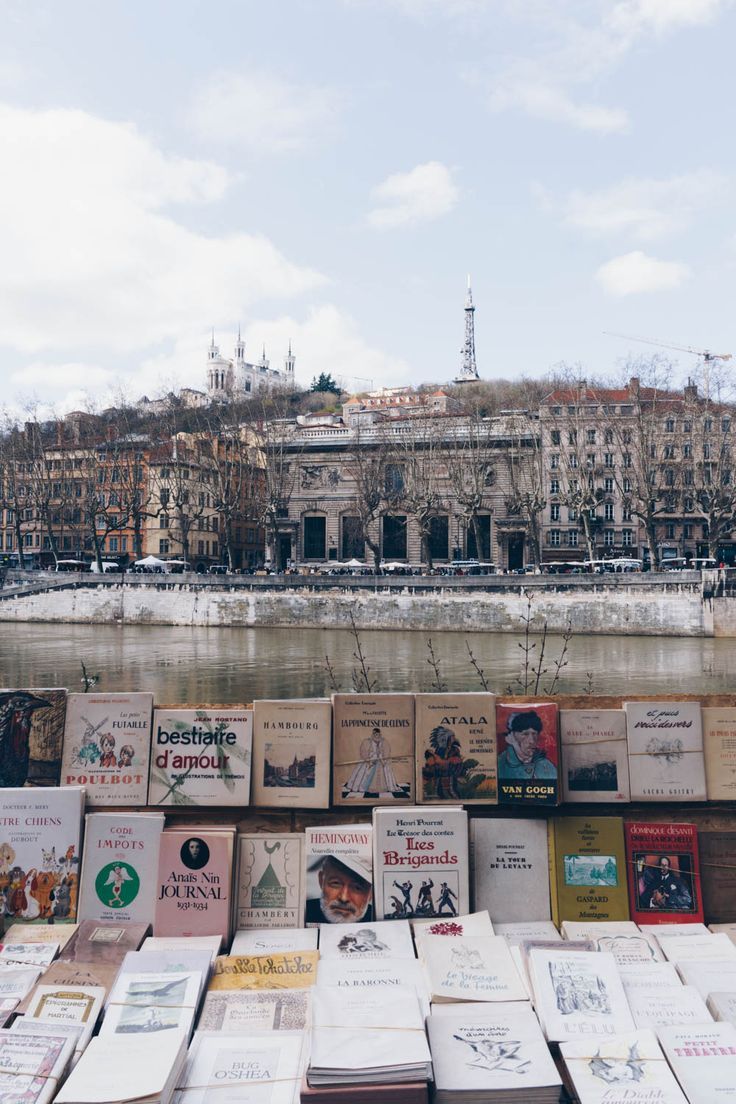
[0,573,732,636]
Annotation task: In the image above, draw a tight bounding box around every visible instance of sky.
[1,0,735,416]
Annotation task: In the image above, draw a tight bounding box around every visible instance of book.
[618,962,683,992]
[626,984,712,1028]
[657,932,736,963]
[175,1030,306,1104]
[562,921,663,964]
[496,702,559,806]
[495,921,561,945]
[0,967,42,1001]
[470,819,551,923]
[698,831,736,924]
[527,947,634,1041]
[0,999,17,1028]
[372,806,469,923]
[318,919,415,960]
[113,949,212,1004]
[0,786,84,926]
[154,827,236,941]
[411,910,494,940]
[24,984,105,1051]
[316,956,430,1019]
[230,928,318,955]
[624,821,704,925]
[77,812,165,925]
[624,701,707,801]
[252,698,331,809]
[428,1002,561,1103]
[101,971,201,1037]
[559,708,630,802]
[548,816,629,926]
[235,832,305,929]
[0,687,67,787]
[658,1022,736,1103]
[0,1028,76,1104]
[4,923,77,949]
[54,1030,188,1104]
[59,920,151,965]
[414,693,497,803]
[0,941,59,967]
[639,922,710,942]
[141,935,222,961]
[61,693,153,806]
[304,824,373,926]
[421,933,528,1003]
[209,950,319,991]
[707,992,736,1023]
[711,923,736,942]
[560,1028,688,1104]
[703,707,736,799]
[148,708,252,807]
[332,694,414,806]
[197,988,310,1032]
[676,960,736,1000]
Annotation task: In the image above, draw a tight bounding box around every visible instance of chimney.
[684,377,698,401]
[628,376,640,397]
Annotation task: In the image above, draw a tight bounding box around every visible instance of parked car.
[209,564,228,575]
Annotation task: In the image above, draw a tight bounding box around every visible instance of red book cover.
[496,702,559,806]
[153,827,235,941]
[624,821,703,925]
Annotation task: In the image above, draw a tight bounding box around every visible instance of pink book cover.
[153,828,235,941]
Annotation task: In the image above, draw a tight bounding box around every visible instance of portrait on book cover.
[633,852,696,913]
[305,852,373,924]
[496,707,558,784]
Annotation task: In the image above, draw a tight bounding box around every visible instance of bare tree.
[0,416,30,567]
[247,399,301,572]
[502,411,545,566]
[443,410,498,561]
[393,414,448,569]
[343,424,397,571]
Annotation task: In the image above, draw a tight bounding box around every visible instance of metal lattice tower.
[454,275,479,383]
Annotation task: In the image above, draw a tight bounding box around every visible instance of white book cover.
[624,701,707,801]
[310,986,430,1075]
[0,998,17,1027]
[230,929,318,956]
[659,933,736,963]
[372,805,469,923]
[25,985,105,1046]
[175,1030,306,1104]
[562,920,639,939]
[252,698,331,810]
[0,1030,77,1104]
[317,919,415,959]
[560,707,631,803]
[316,956,430,1019]
[676,960,736,1000]
[235,833,305,930]
[422,934,528,1003]
[640,923,710,940]
[197,989,310,1033]
[627,985,712,1028]
[528,948,635,1042]
[470,818,551,923]
[707,992,736,1023]
[495,920,562,946]
[561,1028,688,1104]
[562,923,663,964]
[101,971,201,1037]
[0,967,41,1001]
[61,693,153,807]
[0,942,59,967]
[141,936,222,961]
[412,910,494,939]
[78,812,165,925]
[619,962,683,992]
[148,708,252,807]
[55,1031,189,1104]
[0,787,84,926]
[7,1019,84,1060]
[428,1002,561,1095]
[113,951,212,1005]
[658,1022,736,1103]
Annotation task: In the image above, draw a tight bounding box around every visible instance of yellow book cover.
[548,816,629,926]
[208,950,319,991]
[702,707,736,800]
[415,692,497,804]
[332,694,414,806]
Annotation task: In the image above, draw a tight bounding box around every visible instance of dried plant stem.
[348,608,378,692]
[465,639,491,692]
[323,654,340,692]
[426,637,447,692]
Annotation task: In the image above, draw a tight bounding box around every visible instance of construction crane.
[603,332,732,399]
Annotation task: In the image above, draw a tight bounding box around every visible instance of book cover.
[25,984,105,1043]
[176,1030,306,1104]
[678,961,736,1000]
[77,813,165,925]
[0,942,59,967]
[656,932,736,963]
[548,816,629,926]
[154,828,236,941]
[100,970,200,1037]
[0,1030,76,1104]
[625,822,703,925]
[235,832,305,930]
[61,693,153,807]
[230,928,318,955]
[470,818,551,923]
[148,708,252,807]
[702,707,736,800]
[561,1028,689,1104]
[414,693,497,804]
[59,919,151,965]
[304,824,373,927]
[699,832,736,924]
[316,957,429,1019]
[495,920,561,944]
[0,688,67,787]
[332,694,414,806]
[422,933,528,1002]
[317,918,415,959]
[209,950,319,991]
[618,962,682,992]
[496,702,559,806]
[528,947,634,1042]
[252,699,331,809]
[707,992,736,1023]
[0,787,84,927]
[626,984,712,1028]
[624,701,707,801]
[372,805,469,922]
[197,988,310,1032]
[411,910,494,940]
[54,1031,188,1104]
[658,1022,736,1104]
[559,708,630,803]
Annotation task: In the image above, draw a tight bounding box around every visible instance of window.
[382,515,407,559]
[550,503,560,521]
[604,453,614,468]
[664,469,675,487]
[428,515,449,561]
[604,477,614,492]
[603,529,614,546]
[705,417,713,432]
[159,539,169,554]
[568,431,577,446]
[623,453,632,468]
[622,430,632,445]
[569,454,578,468]
[622,530,633,547]
[159,513,169,528]
[663,445,675,459]
[604,429,613,445]
[683,419,692,433]
[623,477,632,493]
[665,418,675,432]
[466,516,491,560]
[684,524,693,539]
[684,443,692,459]
[551,406,562,415]
[650,444,657,459]
[604,502,614,521]
[198,540,205,555]
[683,469,694,486]
[550,454,559,470]
[549,530,561,547]
[704,443,711,460]
[684,497,694,513]
[341,516,365,560]
[212,541,218,557]
[550,430,561,445]
[666,523,676,539]
[24,534,33,547]
[159,488,170,506]
[622,504,632,522]
[303,515,326,560]
[568,507,578,522]
[723,418,731,433]
[568,529,578,548]
[122,538,127,552]
[550,478,559,494]
[586,429,596,444]
[586,453,596,468]
[109,538,118,552]
[384,464,404,495]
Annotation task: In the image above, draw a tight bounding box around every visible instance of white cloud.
[606,0,730,38]
[0,102,325,359]
[488,78,628,133]
[367,161,459,228]
[561,170,726,241]
[189,71,340,154]
[596,250,690,295]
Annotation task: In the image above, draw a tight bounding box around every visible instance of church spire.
[454,275,479,383]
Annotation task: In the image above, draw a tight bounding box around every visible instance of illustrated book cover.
[414,692,497,804]
[197,988,310,1032]
[528,947,634,1042]
[148,708,252,807]
[559,708,630,803]
[77,812,165,925]
[252,698,331,809]
[624,821,703,925]
[154,827,236,941]
[496,701,559,806]
[548,816,629,926]
[235,832,305,930]
[422,933,528,1003]
[61,693,153,806]
[560,1028,688,1104]
[0,687,67,787]
[332,694,414,806]
[702,706,736,800]
[624,701,707,801]
[303,823,373,927]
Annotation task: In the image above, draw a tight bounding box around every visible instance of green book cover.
[548,816,629,926]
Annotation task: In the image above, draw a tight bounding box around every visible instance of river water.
[1,623,735,700]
